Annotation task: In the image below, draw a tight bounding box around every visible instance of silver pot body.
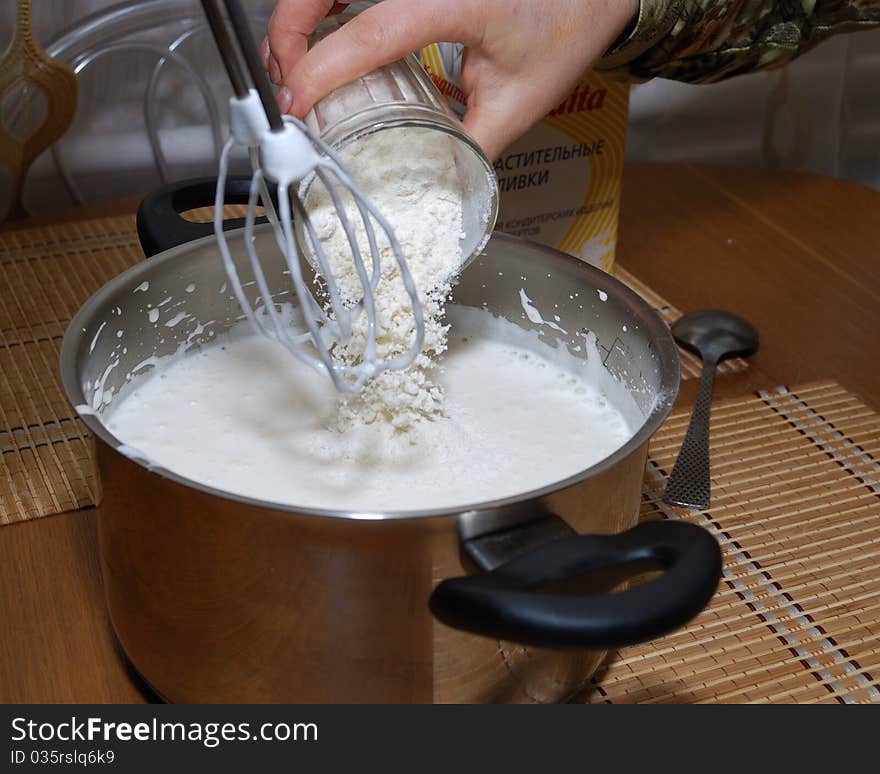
[61,229,681,703]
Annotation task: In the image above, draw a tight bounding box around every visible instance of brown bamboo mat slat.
[576,379,880,704]
[179,204,257,222]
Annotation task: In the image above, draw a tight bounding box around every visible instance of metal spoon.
[663,310,759,510]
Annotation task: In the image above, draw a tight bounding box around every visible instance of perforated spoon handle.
[663,355,718,510]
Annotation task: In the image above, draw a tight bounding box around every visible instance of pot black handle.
[430,520,722,650]
[136,176,277,258]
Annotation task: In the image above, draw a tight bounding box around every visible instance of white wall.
[626,29,880,191]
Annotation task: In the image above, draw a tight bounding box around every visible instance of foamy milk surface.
[104,308,640,512]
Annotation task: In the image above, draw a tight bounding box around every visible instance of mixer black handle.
[136,176,278,257]
[430,519,722,650]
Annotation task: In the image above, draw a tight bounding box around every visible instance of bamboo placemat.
[577,380,880,704]
[0,215,140,524]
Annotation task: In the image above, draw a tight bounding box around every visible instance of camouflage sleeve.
[596,0,880,83]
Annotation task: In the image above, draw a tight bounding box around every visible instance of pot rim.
[60,230,680,521]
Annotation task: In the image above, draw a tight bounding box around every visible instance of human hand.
[262,0,638,160]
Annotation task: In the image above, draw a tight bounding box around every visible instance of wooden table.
[1,162,879,703]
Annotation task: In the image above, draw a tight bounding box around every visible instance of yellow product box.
[420,44,630,274]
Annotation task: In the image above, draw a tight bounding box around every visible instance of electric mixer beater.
[200,0,425,393]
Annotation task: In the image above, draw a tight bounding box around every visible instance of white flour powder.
[306,127,464,429]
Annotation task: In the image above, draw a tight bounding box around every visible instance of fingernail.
[260,37,270,68]
[276,87,292,114]
[268,56,281,84]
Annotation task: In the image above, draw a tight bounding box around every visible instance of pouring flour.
[305,127,465,430]
[99,123,643,511]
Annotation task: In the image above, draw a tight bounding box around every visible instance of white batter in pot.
[103,306,641,512]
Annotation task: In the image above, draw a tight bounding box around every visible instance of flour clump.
[306,126,464,429]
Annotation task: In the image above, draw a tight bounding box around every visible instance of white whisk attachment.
[202,0,425,394]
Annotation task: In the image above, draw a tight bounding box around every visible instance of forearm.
[596,0,880,83]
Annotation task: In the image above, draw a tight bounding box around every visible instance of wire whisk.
[201,0,425,393]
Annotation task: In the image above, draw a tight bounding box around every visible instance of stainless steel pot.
[60,182,721,703]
